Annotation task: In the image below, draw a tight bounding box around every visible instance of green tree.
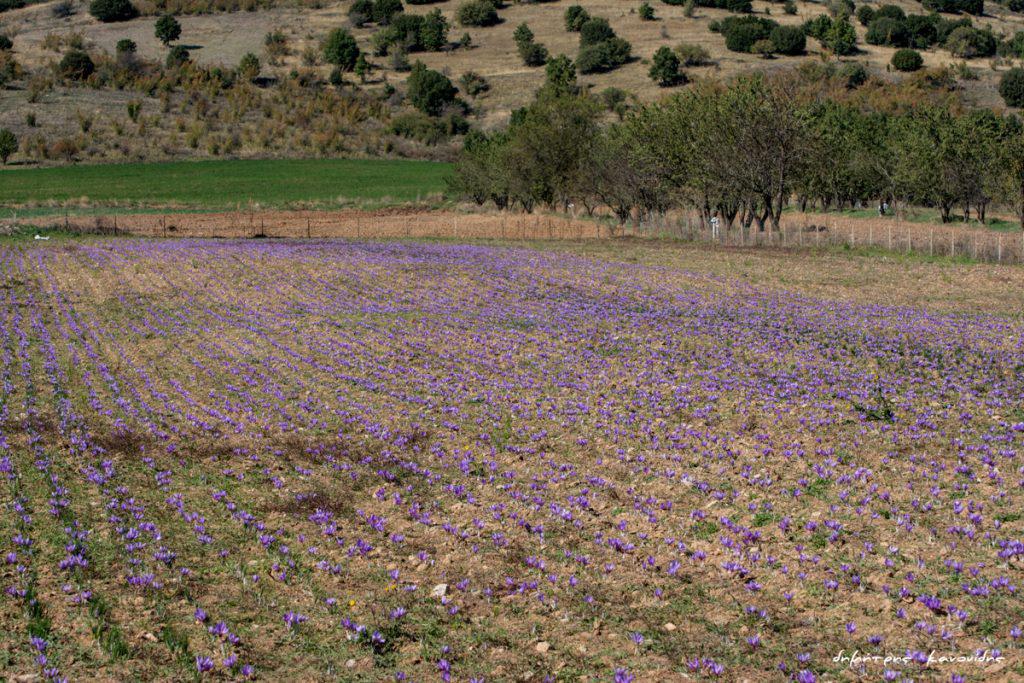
[649,46,682,86]
[323,28,360,69]
[406,61,457,115]
[564,5,589,31]
[354,53,370,82]
[0,128,16,164]
[541,54,577,97]
[639,2,656,20]
[419,9,449,51]
[456,0,498,27]
[155,14,182,46]
[823,16,857,55]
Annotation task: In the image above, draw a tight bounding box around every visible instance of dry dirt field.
[4,0,1024,123]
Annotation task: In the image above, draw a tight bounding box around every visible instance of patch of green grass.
[0,158,452,210]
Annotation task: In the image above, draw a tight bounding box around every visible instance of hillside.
[1,0,1023,166]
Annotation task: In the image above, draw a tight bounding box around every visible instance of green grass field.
[0,158,452,210]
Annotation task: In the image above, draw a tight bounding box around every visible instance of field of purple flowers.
[1,239,1023,682]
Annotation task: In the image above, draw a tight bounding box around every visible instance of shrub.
[323,28,360,69]
[457,0,499,26]
[770,25,806,55]
[639,1,655,20]
[945,26,996,57]
[0,128,16,164]
[59,50,94,80]
[999,67,1024,106]
[580,17,615,46]
[783,0,797,13]
[903,15,939,48]
[348,0,374,26]
[675,41,711,65]
[373,0,404,25]
[866,17,909,46]
[855,5,875,25]
[238,52,260,81]
[923,0,983,13]
[155,15,182,46]
[577,37,631,72]
[406,61,457,115]
[720,16,777,53]
[839,61,868,87]
[513,22,534,47]
[459,70,490,96]
[649,46,682,85]
[166,45,190,66]
[564,4,589,31]
[751,38,775,57]
[88,0,137,22]
[0,35,12,52]
[874,4,907,20]
[891,47,923,70]
[116,38,137,53]
[519,41,549,66]
[52,0,75,17]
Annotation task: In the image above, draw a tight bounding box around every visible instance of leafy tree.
[88,0,136,22]
[823,15,857,55]
[323,28,360,69]
[0,128,16,164]
[649,46,682,86]
[406,61,457,115]
[155,15,182,46]
[891,48,923,71]
[59,50,94,80]
[999,67,1024,107]
[419,9,449,51]
[541,54,577,97]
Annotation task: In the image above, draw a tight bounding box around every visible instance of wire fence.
[25,209,1024,264]
[630,211,1024,265]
